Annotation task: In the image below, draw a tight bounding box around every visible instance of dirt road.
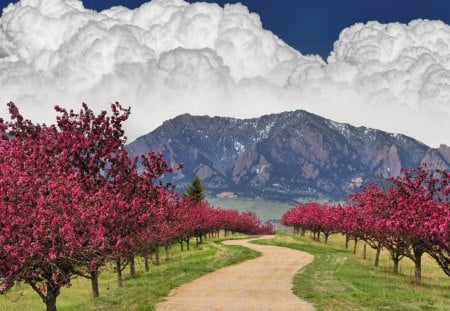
[155,236,315,311]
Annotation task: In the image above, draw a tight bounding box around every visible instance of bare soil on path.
[155,235,315,311]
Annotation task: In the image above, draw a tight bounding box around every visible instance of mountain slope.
[126,110,449,202]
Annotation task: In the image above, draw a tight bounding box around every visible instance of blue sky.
[2,0,450,60]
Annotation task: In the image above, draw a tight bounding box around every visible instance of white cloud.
[0,0,449,147]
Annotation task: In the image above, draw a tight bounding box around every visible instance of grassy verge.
[207,197,292,221]
[1,236,260,311]
[253,234,450,311]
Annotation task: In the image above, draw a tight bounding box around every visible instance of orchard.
[2,101,448,311]
[281,165,450,285]
[0,103,273,311]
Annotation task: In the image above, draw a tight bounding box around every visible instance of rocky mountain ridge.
[126,110,450,202]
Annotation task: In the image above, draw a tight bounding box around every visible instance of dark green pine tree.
[186,176,205,203]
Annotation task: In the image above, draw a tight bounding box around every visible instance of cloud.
[0,0,449,147]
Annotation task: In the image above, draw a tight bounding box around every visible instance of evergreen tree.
[186,176,205,202]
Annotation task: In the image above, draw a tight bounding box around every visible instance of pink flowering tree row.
[176,200,273,248]
[280,202,345,243]
[0,103,273,311]
[281,165,449,285]
[347,166,449,284]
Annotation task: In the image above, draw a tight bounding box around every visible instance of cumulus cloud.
[0,0,449,147]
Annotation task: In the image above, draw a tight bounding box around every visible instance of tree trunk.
[90,268,99,298]
[413,248,423,285]
[154,245,160,265]
[129,256,136,278]
[199,234,203,244]
[317,232,320,242]
[393,256,400,273]
[324,234,329,244]
[363,243,367,260]
[44,282,59,311]
[345,235,350,249]
[353,238,358,255]
[116,258,123,288]
[144,254,150,272]
[374,246,381,267]
[180,240,184,252]
[186,238,190,251]
[164,245,170,262]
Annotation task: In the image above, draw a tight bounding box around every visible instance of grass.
[5,232,449,310]
[253,233,450,311]
[207,197,292,221]
[0,236,260,311]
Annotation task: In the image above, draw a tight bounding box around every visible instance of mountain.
[126,110,450,203]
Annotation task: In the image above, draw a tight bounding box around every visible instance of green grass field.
[3,232,450,311]
[207,197,292,221]
[254,233,450,311]
[0,236,260,311]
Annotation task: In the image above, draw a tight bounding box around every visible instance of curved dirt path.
[155,235,315,311]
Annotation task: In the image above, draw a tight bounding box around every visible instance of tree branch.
[27,281,47,302]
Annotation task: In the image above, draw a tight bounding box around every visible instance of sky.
[0,0,449,147]
[3,0,450,60]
